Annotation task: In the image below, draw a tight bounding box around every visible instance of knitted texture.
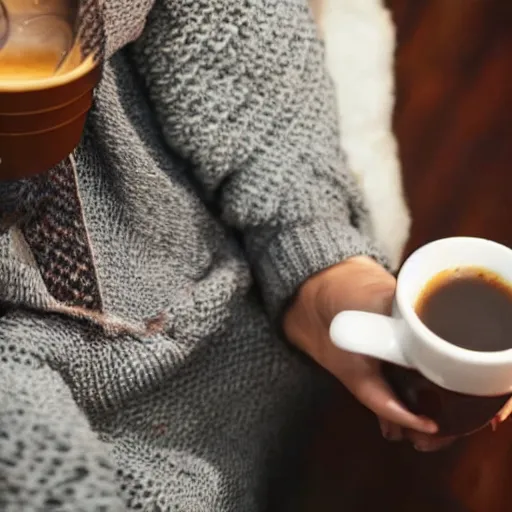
[0,0,386,510]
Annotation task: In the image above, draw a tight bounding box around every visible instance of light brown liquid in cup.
[0,1,81,78]
[0,48,81,80]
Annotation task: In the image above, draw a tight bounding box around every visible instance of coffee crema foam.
[0,49,95,91]
[0,43,83,80]
[0,52,68,81]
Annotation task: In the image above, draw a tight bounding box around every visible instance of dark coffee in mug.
[384,266,512,437]
[416,267,512,352]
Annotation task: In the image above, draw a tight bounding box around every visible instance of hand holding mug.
[330,238,512,443]
[284,255,451,451]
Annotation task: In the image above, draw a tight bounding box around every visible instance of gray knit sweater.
[0,1,384,510]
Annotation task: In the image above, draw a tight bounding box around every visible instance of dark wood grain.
[395,0,512,255]
[294,1,512,511]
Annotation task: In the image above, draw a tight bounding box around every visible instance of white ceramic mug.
[330,237,512,397]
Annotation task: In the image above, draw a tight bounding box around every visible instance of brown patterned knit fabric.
[20,157,103,311]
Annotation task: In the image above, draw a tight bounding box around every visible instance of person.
[0,0,446,510]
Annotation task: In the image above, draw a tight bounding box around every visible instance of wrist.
[283,256,377,357]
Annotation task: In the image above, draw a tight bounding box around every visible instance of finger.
[378,418,403,442]
[347,371,438,434]
[407,431,456,452]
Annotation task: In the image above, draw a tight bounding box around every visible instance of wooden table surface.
[289,1,512,511]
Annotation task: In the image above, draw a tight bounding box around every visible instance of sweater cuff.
[252,220,389,320]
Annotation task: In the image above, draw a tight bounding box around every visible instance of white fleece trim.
[314,0,411,269]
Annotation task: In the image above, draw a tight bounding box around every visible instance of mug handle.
[329,311,413,368]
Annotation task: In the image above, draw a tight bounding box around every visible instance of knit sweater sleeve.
[130,0,388,317]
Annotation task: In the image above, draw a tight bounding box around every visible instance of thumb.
[345,361,439,434]
[319,336,438,434]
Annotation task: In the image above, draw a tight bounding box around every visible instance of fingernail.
[420,418,438,434]
[414,439,438,452]
[380,422,402,442]
[387,431,402,442]
[414,441,427,452]
[380,422,390,440]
